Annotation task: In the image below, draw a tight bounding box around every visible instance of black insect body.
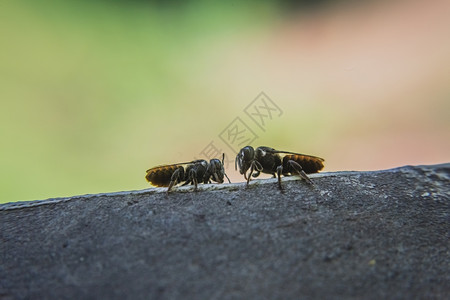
[146,154,230,194]
[204,156,231,184]
[235,146,324,189]
[179,159,209,191]
[235,146,257,181]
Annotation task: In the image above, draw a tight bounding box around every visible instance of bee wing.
[268,149,325,162]
[145,161,196,173]
[266,149,324,174]
[146,161,199,187]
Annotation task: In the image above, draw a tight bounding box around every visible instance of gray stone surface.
[1,164,449,300]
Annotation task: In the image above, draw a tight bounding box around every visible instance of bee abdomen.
[145,166,178,187]
[285,154,324,174]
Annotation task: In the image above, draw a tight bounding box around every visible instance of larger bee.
[146,154,230,194]
[235,146,324,190]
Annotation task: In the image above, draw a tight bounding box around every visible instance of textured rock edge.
[2,163,449,211]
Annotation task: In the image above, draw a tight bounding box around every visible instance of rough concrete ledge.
[1,164,449,299]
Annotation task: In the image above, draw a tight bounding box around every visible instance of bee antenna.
[224,171,231,184]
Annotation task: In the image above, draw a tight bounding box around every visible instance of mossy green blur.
[0,0,279,202]
[2,0,449,203]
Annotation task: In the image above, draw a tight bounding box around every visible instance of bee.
[235,146,324,189]
[146,154,231,194]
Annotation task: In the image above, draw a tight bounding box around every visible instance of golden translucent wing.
[270,149,325,174]
[145,161,194,187]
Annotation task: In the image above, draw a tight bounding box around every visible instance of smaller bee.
[146,154,231,194]
[235,146,324,190]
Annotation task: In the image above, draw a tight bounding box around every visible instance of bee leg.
[246,163,254,187]
[276,165,283,190]
[252,161,263,179]
[181,180,191,186]
[255,161,263,172]
[193,176,199,191]
[288,160,313,185]
[167,169,182,194]
[246,161,259,187]
[224,172,231,184]
[213,172,220,183]
[188,169,199,192]
[246,161,263,187]
[167,181,176,194]
[222,154,231,183]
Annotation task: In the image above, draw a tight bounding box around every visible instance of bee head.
[205,154,230,184]
[235,146,255,175]
[207,158,224,183]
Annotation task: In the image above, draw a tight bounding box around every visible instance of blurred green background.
[1,0,449,203]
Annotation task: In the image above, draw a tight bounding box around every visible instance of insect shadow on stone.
[235,146,324,190]
[146,153,231,194]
